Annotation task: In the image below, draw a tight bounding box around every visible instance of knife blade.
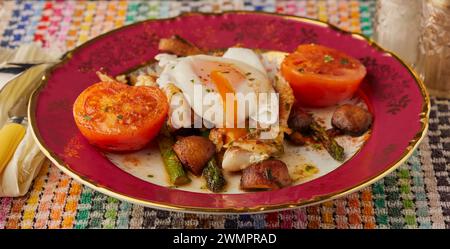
[0,60,58,90]
[8,97,28,124]
[0,65,31,90]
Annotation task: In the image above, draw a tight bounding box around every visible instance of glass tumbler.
[373,0,422,67]
[416,0,450,98]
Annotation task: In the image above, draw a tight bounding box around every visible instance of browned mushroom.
[240,160,292,191]
[332,104,373,136]
[288,105,313,133]
[288,131,307,145]
[172,136,216,176]
[158,35,203,56]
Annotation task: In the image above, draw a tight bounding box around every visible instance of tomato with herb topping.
[73,81,168,151]
[281,44,367,107]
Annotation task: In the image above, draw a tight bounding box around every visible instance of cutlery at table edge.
[0,97,28,174]
[0,61,58,173]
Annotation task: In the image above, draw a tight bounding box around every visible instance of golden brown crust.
[173,136,216,176]
[273,74,295,128]
[158,35,203,56]
[209,128,226,152]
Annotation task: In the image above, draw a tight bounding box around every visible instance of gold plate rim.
[28,11,430,214]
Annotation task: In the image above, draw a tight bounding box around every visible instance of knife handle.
[0,123,26,174]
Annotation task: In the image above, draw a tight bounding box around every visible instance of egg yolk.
[210,70,247,140]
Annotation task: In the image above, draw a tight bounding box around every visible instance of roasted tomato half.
[73,81,168,152]
[281,44,367,107]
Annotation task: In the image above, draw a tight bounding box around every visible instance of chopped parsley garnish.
[324,54,334,63]
[190,79,195,84]
[147,174,154,178]
[83,115,92,121]
[117,114,123,120]
[245,72,252,76]
[248,78,255,81]
[340,58,349,65]
[311,143,322,150]
[206,88,212,93]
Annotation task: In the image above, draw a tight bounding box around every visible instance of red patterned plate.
[29,12,429,213]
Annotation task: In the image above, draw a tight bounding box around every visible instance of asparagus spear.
[158,127,191,186]
[199,129,226,192]
[310,122,345,162]
[202,157,226,193]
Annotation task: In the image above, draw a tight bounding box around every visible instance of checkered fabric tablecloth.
[0,0,449,229]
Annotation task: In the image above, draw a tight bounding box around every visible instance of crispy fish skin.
[240,159,292,190]
[273,74,295,129]
[221,73,295,172]
[173,136,216,176]
[209,128,226,152]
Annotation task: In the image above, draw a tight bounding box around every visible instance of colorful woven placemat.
[0,0,448,229]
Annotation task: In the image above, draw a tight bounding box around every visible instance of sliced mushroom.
[240,160,292,191]
[332,104,373,136]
